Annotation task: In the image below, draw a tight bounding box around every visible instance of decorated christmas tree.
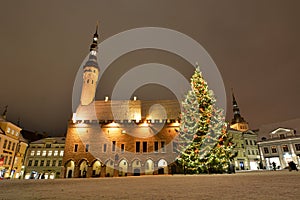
[177,65,235,174]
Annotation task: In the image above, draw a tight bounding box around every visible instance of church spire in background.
[2,105,8,119]
[231,89,247,126]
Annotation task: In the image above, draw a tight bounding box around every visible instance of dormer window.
[280,134,285,139]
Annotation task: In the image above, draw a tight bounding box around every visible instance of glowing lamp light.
[72,113,77,123]
[133,96,137,101]
[105,96,109,102]
[108,122,119,127]
[93,37,98,41]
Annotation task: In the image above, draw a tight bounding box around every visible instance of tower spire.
[80,24,101,106]
[89,23,99,53]
[2,105,8,119]
[231,89,245,124]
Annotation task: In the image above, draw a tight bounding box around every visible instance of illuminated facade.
[258,127,300,170]
[62,27,181,178]
[24,137,65,179]
[0,111,27,179]
[227,92,260,170]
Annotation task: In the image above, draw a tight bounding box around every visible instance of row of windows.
[28,159,62,167]
[245,139,256,146]
[247,149,259,155]
[30,150,64,157]
[2,139,16,151]
[0,155,12,165]
[74,141,179,154]
[85,79,94,84]
[263,144,300,154]
[6,127,19,136]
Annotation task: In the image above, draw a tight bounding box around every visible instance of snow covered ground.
[0,170,299,199]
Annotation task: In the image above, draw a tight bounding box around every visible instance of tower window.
[87,79,90,84]
[161,141,166,153]
[112,141,116,152]
[74,144,78,152]
[85,144,89,152]
[154,141,159,153]
[92,80,94,84]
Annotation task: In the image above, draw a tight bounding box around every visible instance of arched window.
[87,79,90,84]
[92,80,94,84]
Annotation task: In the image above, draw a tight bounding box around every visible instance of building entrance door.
[240,162,245,170]
[158,168,164,174]
[133,169,140,176]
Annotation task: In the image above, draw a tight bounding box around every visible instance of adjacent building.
[0,109,27,179]
[257,119,300,170]
[227,92,260,170]
[24,137,65,179]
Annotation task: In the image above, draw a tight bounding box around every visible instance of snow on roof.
[258,118,300,139]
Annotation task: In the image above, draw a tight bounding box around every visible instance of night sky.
[0,1,299,136]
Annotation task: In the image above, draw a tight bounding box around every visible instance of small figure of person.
[272,162,276,171]
[288,161,298,171]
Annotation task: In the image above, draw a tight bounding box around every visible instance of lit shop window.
[48,151,52,156]
[7,127,10,133]
[54,150,58,156]
[11,130,15,135]
[60,150,64,157]
[30,150,35,156]
[36,151,41,156]
[42,151,47,156]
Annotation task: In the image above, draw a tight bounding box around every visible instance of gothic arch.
[157,159,168,174]
[118,158,128,176]
[65,160,75,178]
[145,159,155,175]
[105,159,114,177]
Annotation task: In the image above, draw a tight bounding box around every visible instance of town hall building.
[62,27,181,178]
